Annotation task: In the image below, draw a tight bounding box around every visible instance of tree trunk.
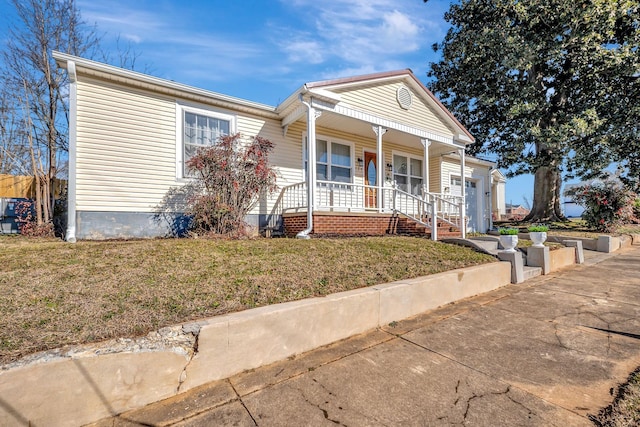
[523,165,566,222]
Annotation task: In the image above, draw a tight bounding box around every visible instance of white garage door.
[451,177,479,233]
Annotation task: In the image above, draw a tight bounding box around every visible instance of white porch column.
[297,96,321,239]
[458,147,466,238]
[372,125,387,211]
[420,139,431,196]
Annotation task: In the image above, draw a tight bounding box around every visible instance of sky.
[0,0,537,207]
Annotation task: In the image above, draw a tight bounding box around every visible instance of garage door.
[451,177,479,233]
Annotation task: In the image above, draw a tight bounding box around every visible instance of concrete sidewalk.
[92,246,640,426]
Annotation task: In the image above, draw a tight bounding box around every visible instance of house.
[505,203,530,220]
[53,52,506,241]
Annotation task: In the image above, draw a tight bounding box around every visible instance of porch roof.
[277,69,474,148]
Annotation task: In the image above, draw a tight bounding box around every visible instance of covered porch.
[268,70,482,239]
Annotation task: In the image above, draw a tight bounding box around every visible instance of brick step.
[395,217,462,240]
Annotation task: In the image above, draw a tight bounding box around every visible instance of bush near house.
[567,180,638,232]
[185,133,278,237]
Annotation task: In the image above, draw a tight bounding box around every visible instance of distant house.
[53,52,507,241]
[505,203,530,220]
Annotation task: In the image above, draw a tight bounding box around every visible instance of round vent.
[396,85,412,110]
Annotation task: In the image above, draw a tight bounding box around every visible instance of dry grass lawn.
[0,235,495,365]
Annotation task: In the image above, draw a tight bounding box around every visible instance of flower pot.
[499,235,518,252]
[529,231,547,248]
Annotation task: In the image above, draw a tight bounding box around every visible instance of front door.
[364,151,377,208]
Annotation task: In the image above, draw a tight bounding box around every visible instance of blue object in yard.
[1,198,32,234]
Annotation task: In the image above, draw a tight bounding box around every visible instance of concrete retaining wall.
[549,247,577,272]
[0,262,511,427]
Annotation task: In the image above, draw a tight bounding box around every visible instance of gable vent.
[396,85,412,110]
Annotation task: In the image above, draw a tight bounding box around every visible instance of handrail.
[266,181,306,231]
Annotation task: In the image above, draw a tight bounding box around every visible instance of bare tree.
[1,0,100,226]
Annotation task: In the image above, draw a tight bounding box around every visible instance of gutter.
[65,60,78,243]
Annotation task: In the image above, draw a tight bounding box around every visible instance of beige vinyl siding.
[76,77,176,212]
[76,76,300,216]
[429,157,441,193]
[334,82,455,137]
[238,115,304,215]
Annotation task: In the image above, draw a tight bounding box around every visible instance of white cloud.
[277,0,442,77]
[283,40,325,64]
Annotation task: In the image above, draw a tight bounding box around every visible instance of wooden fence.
[0,174,66,199]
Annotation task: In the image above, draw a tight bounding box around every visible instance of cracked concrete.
[89,246,640,426]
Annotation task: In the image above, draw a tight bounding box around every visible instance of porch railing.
[316,180,394,212]
[266,181,306,231]
[267,180,464,239]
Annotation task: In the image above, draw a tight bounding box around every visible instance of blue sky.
[0,0,536,206]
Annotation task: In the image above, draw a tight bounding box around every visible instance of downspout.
[65,60,78,243]
[488,168,494,231]
[297,94,316,239]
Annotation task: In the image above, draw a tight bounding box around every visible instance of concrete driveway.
[92,246,640,426]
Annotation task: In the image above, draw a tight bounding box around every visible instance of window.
[451,177,476,188]
[393,154,422,195]
[177,104,235,178]
[304,137,352,183]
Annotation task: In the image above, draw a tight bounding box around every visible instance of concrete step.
[523,266,542,280]
[468,239,499,252]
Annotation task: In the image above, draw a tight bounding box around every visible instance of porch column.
[458,147,466,238]
[372,125,387,211]
[297,95,321,239]
[421,139,431,196]
[309,109,321,210]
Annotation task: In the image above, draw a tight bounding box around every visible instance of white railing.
[266,182,306,231]
[391,187,432,226]
[267,180,464,238]
[316,180,393,212]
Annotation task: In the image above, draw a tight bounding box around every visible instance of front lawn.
[0,235,495,365]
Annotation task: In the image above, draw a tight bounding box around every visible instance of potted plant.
[528,224,549,248]
[499,228,519,252]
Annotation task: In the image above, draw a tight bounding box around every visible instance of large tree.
[426,0,640,221]
[1,0,99,226]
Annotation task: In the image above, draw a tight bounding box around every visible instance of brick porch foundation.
[283,212,397,237]
[282,212,462,239]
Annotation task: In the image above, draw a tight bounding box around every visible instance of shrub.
[528,224,549,232]
[14,200,54,238]
[499,227,519,235]
[567,180,638,232]
[185,133,278,237]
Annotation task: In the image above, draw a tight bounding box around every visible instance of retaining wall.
[0,261,511,427]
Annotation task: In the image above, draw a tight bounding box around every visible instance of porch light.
[357,157,364,169]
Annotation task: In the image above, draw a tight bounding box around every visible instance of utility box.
[1,198,31,234]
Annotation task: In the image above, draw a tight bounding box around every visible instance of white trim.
[310,98,468,147]
[175,101,237,179]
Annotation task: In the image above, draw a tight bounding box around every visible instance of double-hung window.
[178,105,234,178]
[393,154,423,195]
[305,138,352,183]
